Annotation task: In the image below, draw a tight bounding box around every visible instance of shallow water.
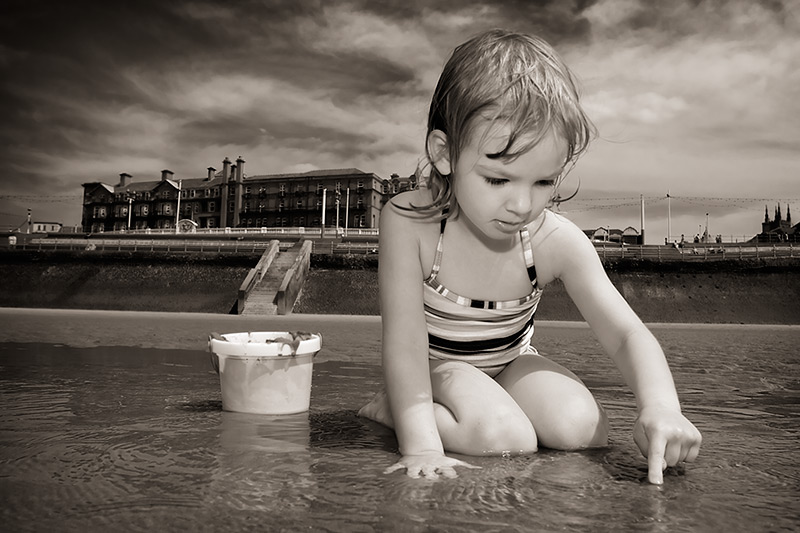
[0,316,798,532]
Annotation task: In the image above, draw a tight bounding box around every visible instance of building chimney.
[119,173,132,188]
[207,167,216,180]
[236,156,245,183]
[222,157,231,181]
[161,169,174,182]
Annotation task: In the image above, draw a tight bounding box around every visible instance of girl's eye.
[535,179,556,187]
[485,177,507,186]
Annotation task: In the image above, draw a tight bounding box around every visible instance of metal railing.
[117,226,380,238]
[594,243,797,261]
[4,236,796,260]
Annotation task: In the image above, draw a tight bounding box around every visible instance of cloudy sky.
[1,0,798,242]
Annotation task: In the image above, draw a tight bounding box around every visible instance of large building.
[81,157,414,233]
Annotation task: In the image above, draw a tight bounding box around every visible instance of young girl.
[359,29,701,484]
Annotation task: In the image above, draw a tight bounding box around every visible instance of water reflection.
[207,412,315,514]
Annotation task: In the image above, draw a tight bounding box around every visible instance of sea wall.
[0,251,259,314]
[1,251,798,324]
[293,255,800,324]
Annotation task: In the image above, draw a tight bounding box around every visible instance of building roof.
[82,167,379,194]
[245,168,374,181]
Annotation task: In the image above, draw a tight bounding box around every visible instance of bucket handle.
[208,332,223,374]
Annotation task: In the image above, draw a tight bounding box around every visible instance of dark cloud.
[0,0,796,238]
[352,0,595,42]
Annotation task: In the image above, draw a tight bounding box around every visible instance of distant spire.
[787,204,792,225]
[777,204,782,223]
[764,204,769,223]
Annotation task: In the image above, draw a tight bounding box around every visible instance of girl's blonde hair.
[415,29,595,214]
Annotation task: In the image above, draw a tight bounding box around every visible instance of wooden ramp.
[239,240,311,315]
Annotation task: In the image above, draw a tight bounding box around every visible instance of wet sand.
[0,308,798,532]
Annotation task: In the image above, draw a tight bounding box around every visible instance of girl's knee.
[539,398,609,450]
[451,406,538,455]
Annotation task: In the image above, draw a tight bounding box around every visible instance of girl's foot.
[357,389,394,428]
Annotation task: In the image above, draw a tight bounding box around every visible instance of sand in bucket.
[208,331,322,414]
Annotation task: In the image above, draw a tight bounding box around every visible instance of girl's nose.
[505,190,532,217]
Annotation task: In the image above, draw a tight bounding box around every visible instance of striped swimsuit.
[423,217,543,377]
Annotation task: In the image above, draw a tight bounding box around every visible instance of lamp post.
[127,193,133,230]
[175,180,182,233]
[321,188,327,237]
[335,188,340,233]
[344,187,350,236]
[667,190,671,243]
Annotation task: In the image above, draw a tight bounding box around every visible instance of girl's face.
[449,120,568,243]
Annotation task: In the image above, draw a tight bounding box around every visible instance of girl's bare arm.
[378,199,444,458]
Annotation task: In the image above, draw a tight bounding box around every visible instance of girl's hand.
[384,453,480,479]
[633,407,702,485]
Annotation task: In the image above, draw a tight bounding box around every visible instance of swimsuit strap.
[520,226,538,288]
[427,211,448,281]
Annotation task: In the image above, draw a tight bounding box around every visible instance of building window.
[208,201,216,212]
[228,201,235,213]
[357,199,364,209]
[317,184,324,194]
[297,199,303,208]
[279,184,286,196]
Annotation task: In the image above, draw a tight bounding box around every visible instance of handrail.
[275,240,313,315]
[237,240,280,314]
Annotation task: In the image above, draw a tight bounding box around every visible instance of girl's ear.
[426,130,452,176]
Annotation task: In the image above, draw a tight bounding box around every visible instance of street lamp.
[175,179,182,233]
[127,192,133,230]
[321,187,327,237]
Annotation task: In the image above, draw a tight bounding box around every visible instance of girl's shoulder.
[529,209,599,284]
[383,189,443,229]
[380,189,442,281]
[530,209,587,246]
[387,188,436,211]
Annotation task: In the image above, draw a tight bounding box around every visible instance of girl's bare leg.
[359,360,538,455]
[495,354,609,450]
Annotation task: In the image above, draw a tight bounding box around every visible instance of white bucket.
[208,331,321,415]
